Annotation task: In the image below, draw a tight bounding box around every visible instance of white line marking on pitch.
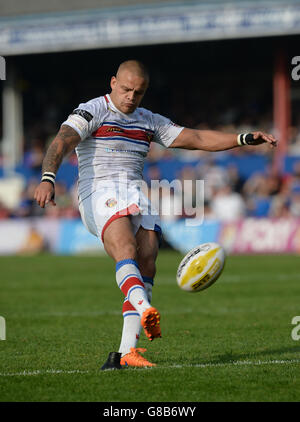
[168,359,300,369]
[0,369,89,377]
[0,359,299,376]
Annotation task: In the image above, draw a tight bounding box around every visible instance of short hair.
[116,60,149,83]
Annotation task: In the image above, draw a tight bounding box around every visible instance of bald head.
[110,60,149,114]
[116,60,149,84]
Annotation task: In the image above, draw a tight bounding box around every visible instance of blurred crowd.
[1,126,300,223]
[1,57,300,222]
[142,147,300,223]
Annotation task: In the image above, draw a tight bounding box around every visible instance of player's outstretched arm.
[34,125,81,208]
[170,128,277,151]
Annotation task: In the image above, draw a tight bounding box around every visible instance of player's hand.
[248,132,278,148]
[34,182,56,208]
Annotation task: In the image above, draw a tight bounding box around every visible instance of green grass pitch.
[0,251,300,402]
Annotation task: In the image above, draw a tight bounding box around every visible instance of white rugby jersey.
[61,94,184,202]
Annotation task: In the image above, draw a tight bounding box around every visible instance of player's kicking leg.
[118,227,160,367]
[101,217,161,370]
[136,226,161,342]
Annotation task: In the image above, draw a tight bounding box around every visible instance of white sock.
[118,297,141,357]
[118,279,154,357]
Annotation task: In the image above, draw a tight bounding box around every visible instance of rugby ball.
[176,242,226,293]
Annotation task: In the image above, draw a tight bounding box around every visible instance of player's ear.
[110,76,117,90]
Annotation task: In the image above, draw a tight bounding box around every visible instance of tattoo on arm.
[42,125,80,174]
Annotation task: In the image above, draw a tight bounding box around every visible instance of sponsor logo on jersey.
[93,123,153,145]
[71,109,93,122]
[106,127,124,133]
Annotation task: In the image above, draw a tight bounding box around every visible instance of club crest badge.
[105,198,117,208]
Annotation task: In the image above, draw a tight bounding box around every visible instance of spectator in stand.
[44,181,79,219]
[269,194,291,218]
[144,163,162,188]
[210,184,246,222]
[196,158,230,203]
[14,179,45,218]
[289,185,300,217]
[0,200,11,219]
[23,139,45,175]
[242,173,272,217]
[226,163,245,193]
[290,161,300,189]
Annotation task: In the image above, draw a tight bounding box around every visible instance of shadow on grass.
[198,345,300,365]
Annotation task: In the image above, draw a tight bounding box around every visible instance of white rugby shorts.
[78,182,162,243]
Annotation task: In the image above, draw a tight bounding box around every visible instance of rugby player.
[34,60,277,369]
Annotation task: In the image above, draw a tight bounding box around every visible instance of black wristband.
[237,133,254,146]
[41,172,56,187]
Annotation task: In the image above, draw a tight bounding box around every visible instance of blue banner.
[56,219,104,254]
[0,2,300,55]
[161,220,221,254]
[55,218,221,255]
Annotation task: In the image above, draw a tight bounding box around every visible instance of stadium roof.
[0,0,300,55]
[0,0,297,17]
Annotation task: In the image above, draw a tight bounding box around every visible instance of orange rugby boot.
[141,306,161,341]
[120,348,156,367]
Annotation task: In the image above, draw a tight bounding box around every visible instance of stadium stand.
[0,0,300,253]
